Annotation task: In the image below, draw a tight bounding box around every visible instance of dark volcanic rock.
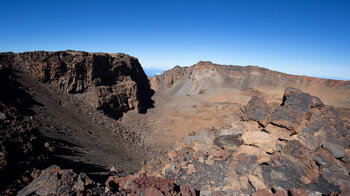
[0,112,46,195]
[143,88,350,195]
[19,165,198,196]
[269,87,324,132]
[241,96,278,126]
[0,66,49,195]
[282,87,324,108]
[0,51,154,119]
[17,165,97,196]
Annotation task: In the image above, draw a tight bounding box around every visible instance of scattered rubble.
[0,66,50,195]
[17,165,97,196]
[142,87,350,195]
[18,165,198,196]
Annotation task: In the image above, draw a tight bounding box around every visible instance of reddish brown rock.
[142,88,348,195]
[0,51,154,119]
[242,130,278,153]
[106,175,197,195]
[150,62,350,108]
[252,188,288,196]
[264,124,291,141]
[290,189,308,196]
[237,145,270,164]
[17,165,94,196]
[252,188,273,196]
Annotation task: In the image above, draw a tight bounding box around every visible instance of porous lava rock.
[269,87,324,132]
[241,96,278,126]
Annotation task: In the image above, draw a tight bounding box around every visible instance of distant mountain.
[150,61,350,108]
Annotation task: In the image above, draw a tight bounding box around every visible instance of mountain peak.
[195,61,215,70]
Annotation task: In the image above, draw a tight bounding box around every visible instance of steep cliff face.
[150,61,350,108]
[0,51,154,119]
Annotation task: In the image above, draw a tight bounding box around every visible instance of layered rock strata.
[0,51,154,119]
[150,61,350,108]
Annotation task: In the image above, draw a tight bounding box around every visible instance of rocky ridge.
[0,51,154,119]
[0,51,157,195]
[2,51,350,195]
[150,61,350,108]
[141,87,350,195]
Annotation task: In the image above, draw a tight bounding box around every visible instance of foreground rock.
[0,51,154,119]
[17,165,96,196]
[142,88,350,195]
[18,165,197,196]
[241,96,278,126]
[105,175,197,195]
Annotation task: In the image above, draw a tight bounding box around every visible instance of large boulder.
[17,165,95,196]
[142,88,350,195]
[241,96,277,126]
[269,87,323,132]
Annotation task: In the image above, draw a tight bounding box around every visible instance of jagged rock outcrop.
[17,165,99,196]
[269,88,324,132]
[150,61,350,108]
[18,165,197,196]
[141,88,350,195]
[241,96,279,126]
[0,51,154,119]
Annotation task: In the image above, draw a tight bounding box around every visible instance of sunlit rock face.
[0,51,154,119]
[150,61,350,108]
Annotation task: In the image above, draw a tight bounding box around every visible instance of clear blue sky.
[1,0,349,79]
